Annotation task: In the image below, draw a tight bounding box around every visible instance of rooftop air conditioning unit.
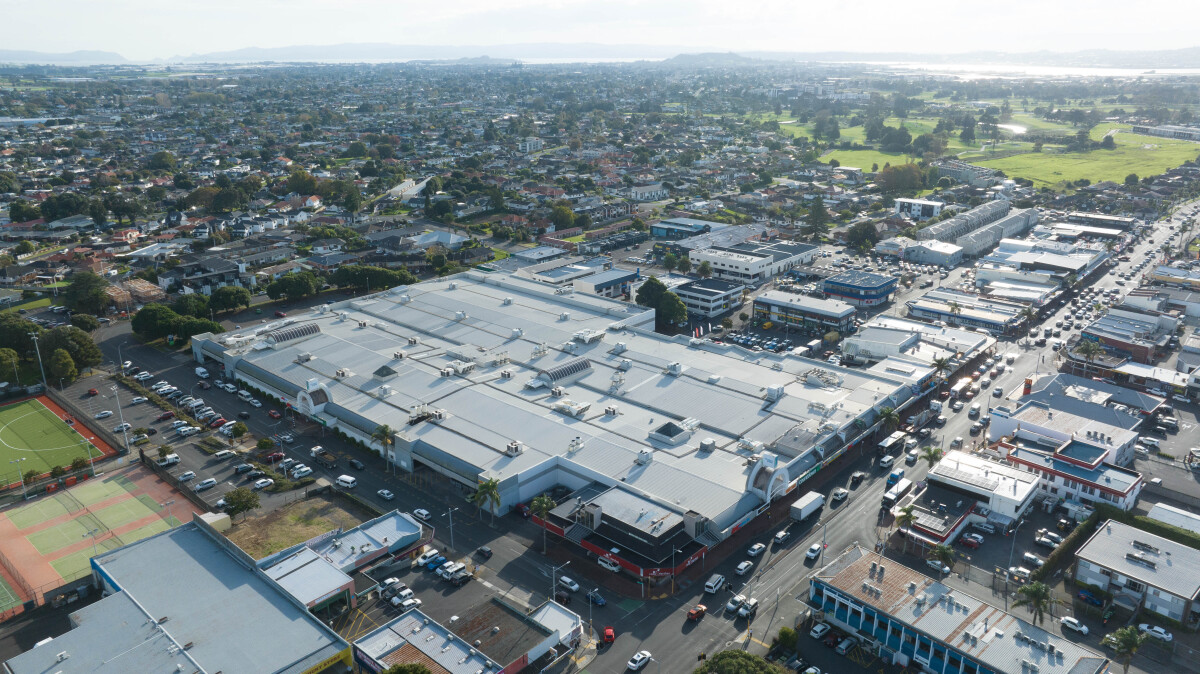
[559,312,570,321]
[664,362,682,376]
[700,438,716,452]
[358,321,368,327]
[433,409,447,421]
[503,297,513,305]
[440,368,453,377]
[455,311,468,321]
[551,386,565,397]
[511,328,523,339]
[500,370,513,379]
[505,441,524,457]
[635,449,653,465]
[605,405,619,416]
[399,294,411,303]
[449,282,458,290]
[393,351,405,360]
[409,336,421,345]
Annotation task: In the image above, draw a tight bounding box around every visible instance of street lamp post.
[445,507,459,551]
[28,333,47,390]
[549,560,570,602]
[110,385,131,453]
[670,547,683,596]
[83,528,101,557]
[1004,518,1026,610]
[9,458,26,499]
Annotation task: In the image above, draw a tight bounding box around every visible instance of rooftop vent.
[664,362,682,376]
[432,409,447,421]
[500,370,513,379]
[449,282,458,290]
[503,297,513,305]
[455,311,468,321]
[409,336,421,345]
[635,449,653,466]
[505,441,524,457]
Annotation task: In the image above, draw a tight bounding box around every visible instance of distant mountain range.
[3,43,1200,69]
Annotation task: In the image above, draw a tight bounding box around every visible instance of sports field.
[0,465,200,615]
[0,398,109,483]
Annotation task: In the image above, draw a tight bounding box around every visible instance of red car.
[268,410,282,419]
[274,311,287,318]
[87,388,99,396]
[197,381,211,390]
[157,411,175,421]
[265,452,285,463]
[960,537,981,549]
[603,626,615,644]
[208,417,227,428]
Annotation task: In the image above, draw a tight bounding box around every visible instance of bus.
[881,478,914,510]
[878,431,907,455]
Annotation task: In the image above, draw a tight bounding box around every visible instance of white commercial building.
[903,240,963,268]
[893,198,944,220]
[689,241,818,285]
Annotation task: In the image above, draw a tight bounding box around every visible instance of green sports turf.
[92,498,158,531]
[66,475,136,507]
[6,496,71,530]
[0,575,20,612]
[0,399,103,479]
[25,518,94,556]
[48,518,178,581]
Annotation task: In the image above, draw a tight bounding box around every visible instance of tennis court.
[0,398,107,481]
[0,574,20,613]
[0,464,203,609]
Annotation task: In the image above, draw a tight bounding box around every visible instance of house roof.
[1077,519,1200,601]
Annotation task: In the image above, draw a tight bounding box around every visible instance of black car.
[348,458,365,470]
[237,411,251,419]
[246,470,266,480]
[554,590,571,605]
[147,428,158,436]
[477,546,493,559]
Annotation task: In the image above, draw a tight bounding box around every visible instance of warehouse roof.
[1077,520,1200,601]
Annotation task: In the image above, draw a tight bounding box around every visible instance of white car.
[416,549,440,565]
[130,396,147,404]
[806,543,822,560]
[1059,616,1088,635]
[94,410,113,419]
[413,508,431,521]
[926,559,951,574]
[626,650,651,671]
[746,543,766,557]
[113,422,131,433]
[134,372,153,381]
[559,576,580,592]
[377,489,395,500]
[248,399,262,408]
[291,466,313,479]
[736,560,754,576]
[399,597,422,612]
[831,487,849,502]
[253,478,274,490]
[178,471,196,482]
[809,622,831,639]
[1138,624,1173,642]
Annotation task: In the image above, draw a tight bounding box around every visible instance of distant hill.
[164,42,685,64]
[745,47,1200,69]
[652,52,766,68]
[0,49,127,65]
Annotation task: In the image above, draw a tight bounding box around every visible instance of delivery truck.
[790,491,825,521]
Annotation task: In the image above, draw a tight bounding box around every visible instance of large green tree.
[145,151,178,172]
[846,221,880,251]
[1012,582,1059,626]
[222,487,260,521]
[804,200,830,240]
[40,326,103,369]
[331,265,416,293]
[209,286,252,313]
[471,478,501,523]
[69,313,100,332]
[131,304,181,340]
[658,291,688,328]
[0,347,19,381]
[1103,626,1148,674]
[172,294,210,319]
[47,348,77,382]
[635,276,667,310]
[63,271,110,313]
[381,665,433,674]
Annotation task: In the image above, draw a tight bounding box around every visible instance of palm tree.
[530,494,555,553]
[1012,581,1059,625]
[1103,626,1149,674]
[1076,340,1103,366]
[930,543,955,571]
[1018,306,1037,327]
[920,445,943,468]
[878,406,900,433]
[930,357,951,389]
[1064,272,1078,288]
[372,424,394,460]
[895,504,917,554]
[947,301,962,325]
[472,477,502,524]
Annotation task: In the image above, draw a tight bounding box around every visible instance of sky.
[5,0,1200,61]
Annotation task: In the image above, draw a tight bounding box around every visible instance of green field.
[976,123,1200,189]
[0,399,103,479]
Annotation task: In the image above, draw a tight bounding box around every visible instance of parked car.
[586,590,606,606]
[774,530,790,545]
[1138,624,1173,642]
[377,489,395,501]
[809,622,831,639]
[747,543,766,557]
[559,576,580,592]
[94,410,113,419]
[130,396,147,404]
[626,650,651,671]
[1076,590,1103,607]
[736,560,754,576]
[253,478,274,490]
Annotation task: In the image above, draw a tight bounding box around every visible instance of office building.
[905,289,1025,336]
[810,546,1109,674]
[1066,212,1137,230]
[649,217,728,240]
[753,291,856,334]
[572,268,639,298]
[1081,307,1177,365]
[934,160,1002,188]
[672,278,745,318]
[822,270,898,308]
[689,240,818,285]
[916,201,1010,243]
[904,241,963,268]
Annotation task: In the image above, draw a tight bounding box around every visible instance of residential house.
[311,238,345,255]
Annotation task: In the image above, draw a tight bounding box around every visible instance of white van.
[335,475,357,489]
[598,557,621,572]
[156,453,180,467]
[195,367,209,378]
[705,573,726,594]
[212,450,235,461]
[237,390,253,401]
